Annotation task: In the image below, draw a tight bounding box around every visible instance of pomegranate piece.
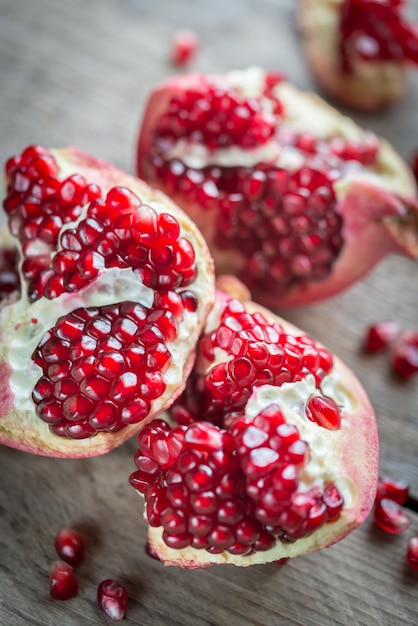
[54,527,86,566]
[136,67,418,309]
[298,0,418,110]
[373,498,411,534]
[406,535,418,570]
[390,330,418,379]
[363,321,400,353]
[130,276,379,568]
[0,146,215,458]
[170,30,199,66]
[376,475,409,505]
[49,560,79,601]
[97,579,129,622]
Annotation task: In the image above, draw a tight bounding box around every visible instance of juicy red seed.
[97,579,129,622]
[171,30,199,66]
[363,321,400,353]
[406,536,418,570]
[54,528,86,566]
[373,498,411,534]
[391,331,418,379]
[49,560,79,601]
[339,0,418,72]
[376,475,409,505]
[305,395,341,430]
[31,302,176,438]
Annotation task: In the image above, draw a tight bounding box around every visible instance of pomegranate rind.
[136,69,418,308]
[297,0,409,111]
[142,276,379,568]
[0,147,215,458]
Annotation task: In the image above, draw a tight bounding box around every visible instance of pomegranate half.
[136,67,418,309]
[297,0,418,111]
[130,276,379,568]
[0,145,215,457]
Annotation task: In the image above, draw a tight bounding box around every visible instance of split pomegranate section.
[130,277,379,568]
[0,145,215,457]
[298,0,418,110]
[136,67,418,308]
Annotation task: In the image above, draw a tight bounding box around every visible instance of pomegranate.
[298,0,418,110]
[406,535,418,570]
[376,475,410,505]
[130,276,379,568]
[0,145,215,457]
[136,67,418,309]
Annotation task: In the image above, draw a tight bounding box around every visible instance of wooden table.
[1,1,417,624]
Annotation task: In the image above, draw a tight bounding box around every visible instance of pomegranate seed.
[376,475,409,505]
[97,579,129,621]
[305,395,341,430]
[363,321,400,353]
[54,527,86,566]
[171,30,199,66]
[373,498,411,534]
[412,152,418,182]
[391,331,418,379]
[49,560,79,601]
[406,535,418,570]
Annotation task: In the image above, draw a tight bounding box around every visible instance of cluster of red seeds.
[150,160,343,296]
[32,300,180,438]
[4,146,198,301]
[3,145,101,299]
[339,0,418,73]
[50,527,128,620]
[154,84,276,150]
[130,413,344,555]
[0,247,20,303]
[174,298,333,426]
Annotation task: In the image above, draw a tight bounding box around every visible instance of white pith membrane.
[142,278,379,568]
[0,147,215,457]
[137,66,418,308]
[297,0,409,110]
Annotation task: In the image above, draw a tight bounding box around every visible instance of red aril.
[54,527,86,566]
[130,276,379,568]
[136,67,418,308]
[97,579,129,622]
[170,30,199,66]
[363,321,400,353]
[373,498,411,534]
[390,330,418,379]
[406,535,418,570]
[298,0,418,110]
[49,560,79,601]
[0,146,215,458]
[376,475,409,505]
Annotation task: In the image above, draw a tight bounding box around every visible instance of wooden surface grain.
[0,1,418,624]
